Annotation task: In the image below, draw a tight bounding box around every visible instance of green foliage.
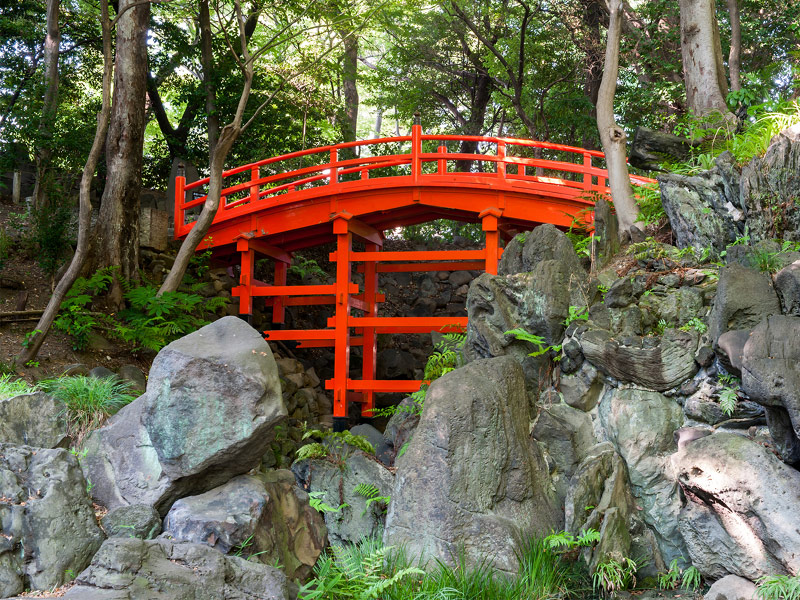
[627,238,710,264]
[654,319,670,335]
[634,183,666,227]
[399,219,483,244]
[296,443,328,461]
[679,317,708,334]
[717,373,742,417]
[563,306,589,327]
[0,374,34,401]
[682,566,702,592]
[31,195,73,276]
[353,483,390,515]
[505,328,562,359]
[657,559,681,590]
[40,375,137,444]
[289,255,327,281]
[53,267,228,351]
[296,426,375,465]
[308,491,348,514]
[544,529,601,551]
[0,228,10,272]
[748,247,783,274]
[756,574,800,600]
[592,556,639,597]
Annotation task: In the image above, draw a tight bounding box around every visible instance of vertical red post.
[583,152,592,191]
[238,241,255,316]
[412,123,422,182]
[361,240,381,418]
[497,141,506,179]
[250,166,260,203]
[272,260,288,323]
[330,148,339,186]
[174,174,185,238]
[482,213,499,276]
[332,217,352,427]
[437,145,448,175]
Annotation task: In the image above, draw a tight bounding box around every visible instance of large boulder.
[301,452,393,547]
[497,223,585,277]
[741,315,800,465]
[598,388,687,566]
[674,433,800,579]
[64,538,296,600]
[0,444,105,597]
[578,327,699,391]
[775,260,800,316]
[707,264,780,348]
[162,471,326,581]
[83,317,286,515]
[101,505,161,540]
[0,392,69,449]
[703,575,757,600]
[384,357,561,574]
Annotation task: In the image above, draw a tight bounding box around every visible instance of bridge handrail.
[175,124,654,238]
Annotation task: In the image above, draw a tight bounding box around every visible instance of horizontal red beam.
[357,261,487,273]
[264,329,335,340]
[328,316,468,330]
[233,283,359,297]
[325,379,424,393]
[332,250,487,262]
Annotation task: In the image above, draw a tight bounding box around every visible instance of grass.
[0,373,35,400]
[299,535,590,600]
[38,375,138,445]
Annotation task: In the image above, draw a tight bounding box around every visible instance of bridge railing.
[175,124,653,238]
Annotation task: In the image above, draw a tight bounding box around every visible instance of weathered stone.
[716,329,750,375]
[117,364,147,391]
[675,433,800,579]
[579,327,699,391]
[384,357,561,574]
[89,365,117,379]
[598,388,687,566]
[0,392,69,448]
[64,538,296,600]
[775,260,800,316]
[349,423,392,465]
[683,394,763,426]
[302,452,393,547]
[0,444,105,595]
[376,348,416,380]
[741,315,800,465]
[703,575,757,600]
[708,264,780,348]
[629,127,696,171]
[497,223,585,277]
[593,198,619,269]
[83,317,286,515]
[559,362,603,412]
[102,504,161,539]
[640,287,704,328]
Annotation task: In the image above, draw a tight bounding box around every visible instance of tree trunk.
[582,0,603,149]
[199,0,219,154]
[597,0,641,240]
[456,72,492,172]
[17,1,113,367]
[726,0,741,92]
[339,29,359,143]
[32,0,61,209]
[87,0,151,305]
[679,0,736,126]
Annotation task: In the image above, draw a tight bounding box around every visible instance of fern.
[353,483,380,499]
[296,443,328,461]
[308,491,347,514]
[505,328,561,358]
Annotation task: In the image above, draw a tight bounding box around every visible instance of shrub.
[31,195,73,276]
[0,228,11,272]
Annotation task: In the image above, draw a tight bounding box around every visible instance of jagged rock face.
[741,315,800,465]
[384,356,561,574]
[497,223,585,277]
[675,433,800,579]
[64,538,296,600]
[707,264,780,349]
[598,388,688,566]
[162,471,326,581]
[775,260,800,316]
[0,444,105,597]
[0,392,69,449]
[101,504,161,540]
[83,316,286,516]
[299,452,393,547]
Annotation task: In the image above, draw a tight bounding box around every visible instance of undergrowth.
[0,373,35,400]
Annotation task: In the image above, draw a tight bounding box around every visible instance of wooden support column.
[272,260,288,323]
[332,216,353,427]
[238,240,255,316]
[361,240,381,418]
[480,208,502,276]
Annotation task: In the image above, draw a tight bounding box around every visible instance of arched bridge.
[174,124,652,427]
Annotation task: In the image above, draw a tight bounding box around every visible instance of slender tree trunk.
[338,29,359,144]
[597,0,641,240]
[86,0,151,305]
[582,0,603,149]
[199,0,219,154]
[32,0,61,209]
[726,0,741,92]
[17,2,113,367]
[679,0,736,127]
[457,72,492,172]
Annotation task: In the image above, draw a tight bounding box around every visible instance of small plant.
[717,373,742,416]
[756,574,800,600]
[295,425,375,466]
[505,328,562,359]
[308,491,348,514]
[353,483,390,515]
[0,374,34,400]
[654,319,670,335]
[657,558,681,590]
[40,375,137,445]
[592,556,639,597]
[544,529,601,551]
[682,565,702,592]
[21,329,42,348]
[563,306,589,327]
[679,317,708,334]
[749,247,782,274]
[296,442,328,461]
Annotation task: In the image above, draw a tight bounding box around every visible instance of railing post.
[412,117,422,182]
[437,145,448,175]
[583,152,592,191]
[497,141,507,179]
[330,148,339,186]
[250,166,259,203]
[332,216,352,430]
[174,168,185,238]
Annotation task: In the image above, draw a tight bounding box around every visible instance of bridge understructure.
[175,124,651,428]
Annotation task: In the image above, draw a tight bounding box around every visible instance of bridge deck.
[174,124,652,427]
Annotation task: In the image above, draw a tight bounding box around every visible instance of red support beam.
[332,217,352,419]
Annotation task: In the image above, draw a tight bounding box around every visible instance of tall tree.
[86,0,151,305]
[597,0,640,240]
[726,0,741,92]
[32,0,60,209]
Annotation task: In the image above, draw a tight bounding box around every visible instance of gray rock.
[629,127,696,171]
[0,444,105,596]
[775,260,800,316]
[376,348,416,380]
[658,152,742,256]
[382,398,420,465]
[102,504,161,539]
[741,315,800,464]
[593,198,620,269]
[675,433,800,579]
[89,365,117,379]
[449,271,472,287]
[498,223,585,277]
[579,327,699,391]
[703,575,757,600]
[717,329,750,375]
[708,264,780,348]
[64,538,296,600]
[117,364,147,391]
[683,394,763,426]
[350,423,392,465]
[559,362,603,412]
[0,392,69,448]
[598,388,687,566]
[640,287,704,328]
[305,452,394,546]
[384,357,561,574]
[83,317,286,515]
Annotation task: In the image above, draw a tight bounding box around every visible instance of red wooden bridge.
[174,123,651,427]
